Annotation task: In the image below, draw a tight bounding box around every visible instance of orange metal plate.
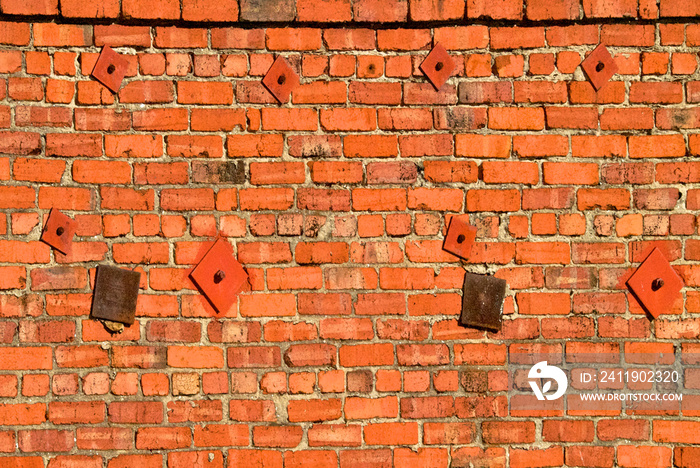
[91,46,129,93]
[40,208,76,255]
[262,56,299,104]
[581,43,618,91]
[443,215,477,260]
[419,43,455,91]
[190,238,248,314]
[626,248,683,319]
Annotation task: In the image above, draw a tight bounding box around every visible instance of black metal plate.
[459,272,506,332]
[90,265,140,325]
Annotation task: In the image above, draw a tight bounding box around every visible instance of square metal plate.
[419,43,455,91]
[91,46,129,93]
[189,238,248,314]
[261,56,299,104]
[581,43,618,91]
[443,215,477,260]
[626,247,683,319]
[459,272,506,332]
[91,265,141,325]
[40,208,76,255]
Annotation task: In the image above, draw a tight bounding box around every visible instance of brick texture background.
[0,0,699,466]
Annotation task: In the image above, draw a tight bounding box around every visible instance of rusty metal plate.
[261,56,299,104]
[40,208,76,255]
[581,43,618,91]
[459,272,506,332]
[626,247,683,319]
[420,43,455,91]
[91,46,129,93]
[443,215,477,260]
[90,265,141,325]
[189,238,248,314]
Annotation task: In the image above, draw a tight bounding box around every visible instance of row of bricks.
[0,369,497,397]
[0,341,694,369]
[4,46,700,80]
[3,22,700,49]
[3,257,700,293]
[2,0,700,22]
[1,184,700,213]
[2,210,700,243]
[6,78,700,108]
[2,444,700,468]
[13,395,700,426]
[6,159,700,188]
[3,353,699,396]
[0,419,697,452]
[5,103,700,134]
[3,254,700,290]
[2,286,698,317]
[4,133,700,163]
[2,445,700,468]
[1,0,699,22]
[2,311,700,342]
[1,287,699,325]
[3,235,700,266]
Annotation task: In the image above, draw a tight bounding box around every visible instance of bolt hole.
[56,227,65,236]
[214,270,226,284]
[651,278,664,291]
[368,64,375,72]
[595,62,605,72]
[107,64,115,74]
[456,234,465,244]
[277,75,286,85]
[435,62,444,71]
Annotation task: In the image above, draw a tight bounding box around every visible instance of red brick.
[349,82,402,105]
[489,107,545,130]
[133,108,188,131]
[467,0,522,19]
[528,0,578,19]
[0,22,31,45]
[122,0,179,19]
[482,161,538,185]
[266,28,322,51]
[18,430,73,452]
[602,24,655,46]
[364,422,418,446]
[467,189,520,212]
[94,25,150,47]
[253,426,302,448]
[377,29,430,51]
[618,446,672,468]
[119,81,173,103]
[34,24,91,46]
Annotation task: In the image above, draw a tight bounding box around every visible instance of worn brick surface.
[0,1,697,466]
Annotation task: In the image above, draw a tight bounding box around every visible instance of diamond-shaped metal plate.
[262,56,299,104]
[190,238,248,314]
[581,43,618,91]
[40,208,76,256]
[460,272,506,332]
[626,247,683,319]
[91,46,129,93]
[443,215,477,260]
[420,43,455,91]
[91,265,141,325]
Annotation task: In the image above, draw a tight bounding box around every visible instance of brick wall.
[0,0,699,466]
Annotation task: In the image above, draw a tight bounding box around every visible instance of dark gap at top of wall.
[0,13,694,29]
